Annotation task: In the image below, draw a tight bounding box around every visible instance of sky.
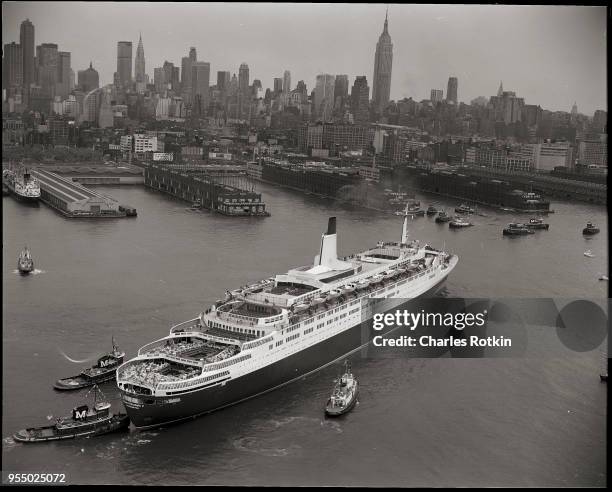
[2,2,607,115]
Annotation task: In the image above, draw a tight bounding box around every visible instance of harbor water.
[2,182,607,486]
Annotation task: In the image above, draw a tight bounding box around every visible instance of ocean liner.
[117,213,459,428]
[2,166,40,203]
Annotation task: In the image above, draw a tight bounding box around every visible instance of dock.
[31,169,133,218]
[144,163,269,216]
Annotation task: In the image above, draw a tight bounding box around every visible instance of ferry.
[502,223,534,236]
[325,360,358,417]
[455,203,476,214]
[13,386,129,443]
[55,340,124,390]
[17,246,34,275]
[117,212,458,428]
[2,166,40,203]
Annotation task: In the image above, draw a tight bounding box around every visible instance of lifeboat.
[371,274,384,284]
[311,297,327,305]
[355,280,370,290]
[327,290,342,300]
[293,303,310,313]
[341,284,356,294]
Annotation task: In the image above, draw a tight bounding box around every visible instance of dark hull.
[435,218,451,223]
[13,415,130,443]
[54,372,117,391]
[503,230,533,236]
[325,389,359,417]
[122,280,446,429]
[526,224,549,230]
[583,229,600,235]
[449,223,472,228]
[18,266,34,275]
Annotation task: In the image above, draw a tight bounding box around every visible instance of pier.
[31,169,132,218]
[144,163,269,216]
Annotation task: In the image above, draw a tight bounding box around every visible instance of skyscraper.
[217,71,230,92]
[334,74,349,110]
[20,19,35,102]
[36,43,59,97]
[283,70,291,93]
[430,89,443,104]
[447,76,458,104]
[314,73,335,121]
[191,61,210,116]
[238,63,249,118]
[135,34,146,86]
[351,76,370,123]
[273,77,283,94]
[77,62,99,93]
[372,10,393,114]
[2,42,23,90]
[57,51,71,98]
[181,47,197,103]
[116,41,133,88]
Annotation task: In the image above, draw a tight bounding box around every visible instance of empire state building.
[372,10,393,114]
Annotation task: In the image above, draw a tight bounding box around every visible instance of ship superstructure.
[117,212,458,428]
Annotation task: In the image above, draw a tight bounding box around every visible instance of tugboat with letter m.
[582,222,600,235]
[13,386,129,443]
[54,339,124,390]
[325,360,359,417]
[17,246,34,274]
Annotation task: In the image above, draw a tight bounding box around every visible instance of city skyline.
[1,2,607,115]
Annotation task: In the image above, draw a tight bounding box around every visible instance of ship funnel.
[314,217,339,267]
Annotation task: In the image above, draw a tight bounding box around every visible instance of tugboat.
[526,217,549,230]
[405,200,425,217]
[325,360,358,417]
[426,205,438,216]
[582,222,600,235]
[435,210,452,223]
[503,223,534,236]
[54,339,125,390]
[17,246,34,275]
[455,203,476,214]
[584,250,594,258]
[13,386,130,443]
[449,216,473,228]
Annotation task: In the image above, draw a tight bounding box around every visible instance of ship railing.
[242,335,274,351]
[170,318,201,333]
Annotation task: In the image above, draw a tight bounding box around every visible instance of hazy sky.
[2,2,607,114]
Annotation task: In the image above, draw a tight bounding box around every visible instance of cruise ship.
[2,165,41,203]
[117,213,459,428]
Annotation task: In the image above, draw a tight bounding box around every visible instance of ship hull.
[6,187,40,204]
[122,279,447,429]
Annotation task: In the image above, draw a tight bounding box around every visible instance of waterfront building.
[351,76,370,123]
[578,135,607,168]
[20,19,35,105]
[446,77,458,104]
[116,41,133,89]
[592,110,607,133]
[372,10,393,114]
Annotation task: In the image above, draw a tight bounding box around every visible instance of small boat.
[455,203,476,214]
[426,205,438,216]
[355,279,370,290]
[503,223,534,236]
[325,360,358,417]
[13,386,129,443]
[341,284,356,294]
[584,250,594,258]
[449,216,473,228]
[526,217,549,230]
[599,275,609,281]
[54,339,125,390]
[583,222,600,235]
[435,211,451,223]
[17,246,34,274]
